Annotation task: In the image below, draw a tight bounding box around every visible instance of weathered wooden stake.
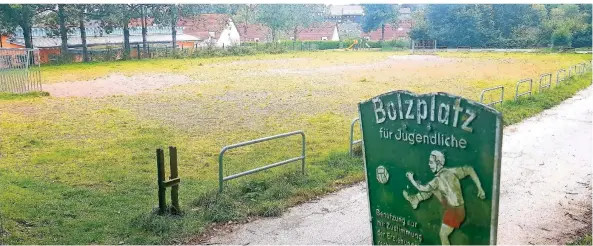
[156,148,166,214]
[156,147,181,215]
[169,146,180,214]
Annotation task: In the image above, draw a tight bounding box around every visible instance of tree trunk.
[79,10,89,63]
[381,23,385,42]
[171,6,177,50]
[58,4,69,57]
[123,22,130,60]
[22,24,33,49]
[141,5,147,57]
[18,5,34,50]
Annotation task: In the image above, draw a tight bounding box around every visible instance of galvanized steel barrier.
[478,62,590,105]
[556,69,567,85]
[538,73,552,92]
[515,78,533,100]
[480,86,504,106]
[578,63,586,75]
[349,118,362,157]
[218,130,306,192]
[569,65,577,77]
[0,48,42,93]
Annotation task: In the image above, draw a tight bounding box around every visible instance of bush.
[552,27,572,48]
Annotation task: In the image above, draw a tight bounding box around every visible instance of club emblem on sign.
[376,165,389,184]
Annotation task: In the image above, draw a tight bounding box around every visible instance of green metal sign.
[358,91,502,245]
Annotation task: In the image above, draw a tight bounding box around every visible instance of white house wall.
[331,27,340,41]
[216,19,241,47]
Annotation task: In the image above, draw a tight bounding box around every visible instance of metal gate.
[0,48,42,93]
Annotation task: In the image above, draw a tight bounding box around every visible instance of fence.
[412,40,437,54]
[538,73,552,92]
[484,62,591,104]
[0,48,42,93]
[349,118,362,157]
[480,86,504,106]
[218,130,306,192]
[556,69,567,85]
[515,78,533,100]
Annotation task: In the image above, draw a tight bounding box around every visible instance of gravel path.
[202,86,593,245]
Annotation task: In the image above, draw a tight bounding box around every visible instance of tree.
[102,4,141,60]
[232,4,258,37]
[361,4,400,42]
[38,4,77,60]
[408,4,591,48]
[254,4,324,42]
[0,4,50,49]
[287,4,325,42]
[151,4,196,51]
[255,5,293,42]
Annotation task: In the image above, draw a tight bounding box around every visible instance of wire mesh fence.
[0,48,42,93]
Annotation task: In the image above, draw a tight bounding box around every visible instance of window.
[208,31,215,37]
[290,37,295,40]
[397,27,403,31]
[254,38,260,42]
[321,37,328,41]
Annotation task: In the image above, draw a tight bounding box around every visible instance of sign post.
[358,91,502,245]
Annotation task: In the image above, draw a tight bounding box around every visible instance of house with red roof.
[293,23,340,41]
[178,14,240,47]
[128,17,155,27]
[362,20,412,41]
[236,23,270,43]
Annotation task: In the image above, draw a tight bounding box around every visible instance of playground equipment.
[344,39,371,51]
[346,40,358,50]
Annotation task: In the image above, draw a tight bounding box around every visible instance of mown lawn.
[0,51,590,244]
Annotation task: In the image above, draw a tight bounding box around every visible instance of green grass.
[0,52,590,244]
[497,72,592,125]
[569,234,592,245]
[0,91,49,100]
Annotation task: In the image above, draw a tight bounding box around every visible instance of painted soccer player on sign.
[402,150,486,245]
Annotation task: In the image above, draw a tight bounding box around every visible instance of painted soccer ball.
[376,165,389,184]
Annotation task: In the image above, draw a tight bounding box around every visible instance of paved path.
[205,86,593,245]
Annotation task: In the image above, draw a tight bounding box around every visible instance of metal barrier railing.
[539,73,552,92]
[578,63,587,75]
[556,69,567,85]
[569,65,577,77]
[480,86,504,106]
[515,78,533,100]
[349,118,362,157]
[479,62,589,105]
[218,130,306,192]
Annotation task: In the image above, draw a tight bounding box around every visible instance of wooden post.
[156,149,166,214]
[169,146,180,214]
[136,44,141,60]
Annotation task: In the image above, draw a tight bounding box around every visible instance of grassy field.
[0,51,590,244]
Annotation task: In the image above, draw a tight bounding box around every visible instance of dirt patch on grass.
[43,73,196,98]
[220,58,311,66]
